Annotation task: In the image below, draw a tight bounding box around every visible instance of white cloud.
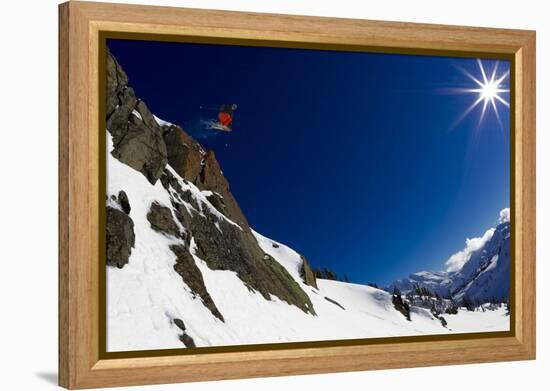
[444,208,510,272]
[499,208,510,224]
[445,228,495,272]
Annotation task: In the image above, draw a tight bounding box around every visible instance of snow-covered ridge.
[153,114,173,128]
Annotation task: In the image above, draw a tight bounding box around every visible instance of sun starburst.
[449,59,510,131]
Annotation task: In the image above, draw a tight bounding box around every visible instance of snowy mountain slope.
[106,137,445,351]
[388,213,511,303]
[106,152,508,351]
[105,50,509,352]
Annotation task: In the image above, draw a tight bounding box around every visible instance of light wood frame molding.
[59,1,536,389]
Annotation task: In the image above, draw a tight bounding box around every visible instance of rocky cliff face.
[106,53,168,184]
[105,50,316,330]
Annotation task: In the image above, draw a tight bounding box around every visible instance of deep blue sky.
[108,39,510,286]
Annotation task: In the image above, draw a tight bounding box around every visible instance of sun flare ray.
[478,59,489,85]
[494,93,510,107]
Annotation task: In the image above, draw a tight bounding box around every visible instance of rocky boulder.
[178,333,196,348]
[173,318,186,331]
[134,99,161,131]
[118,190,131,215]
[106,206,135,268]
[146,202,182,239]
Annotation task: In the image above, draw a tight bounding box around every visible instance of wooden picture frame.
[59,1,536,389]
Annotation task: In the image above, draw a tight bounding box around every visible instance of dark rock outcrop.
[173,318,186,331]
[160,169,201,213]
[392,294,411,321]
[188,208,316,315]
[106,51,128,117]
[146,202,181,238]
[170,244,224,321]
[162,125,204,183]
[205,193,226,215]
[300,255,318,289]
[118,190,131,215]
[107,86,136,139]
[106,50,168,184]
[445,302,459,314]
[179,333,196,348]
[180,190,200,212]
[109,101,168,184]
[134,99,160,130]
[172,318,197,347]
[324,296,345,310]
[106,206,135,268]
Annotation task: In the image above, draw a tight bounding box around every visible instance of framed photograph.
[59,1,536,389]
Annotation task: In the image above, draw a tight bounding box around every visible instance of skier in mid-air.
[214,103,237,132]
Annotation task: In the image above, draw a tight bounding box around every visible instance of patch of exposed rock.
[170,245,224,321]
[118,190,131,214]
[197,150,249,230]
[324,296,345,310]
[162,125,204,183]
[300,255,318,289]
[146,202,183,239]
[172,318,197,348]
[106,206,135,268]
[179,333,196,348]
[205,193,226,215]
[106,50,128,117]
[392,294,411,321]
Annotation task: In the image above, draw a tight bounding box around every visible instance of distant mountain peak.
[387,210,510,303]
